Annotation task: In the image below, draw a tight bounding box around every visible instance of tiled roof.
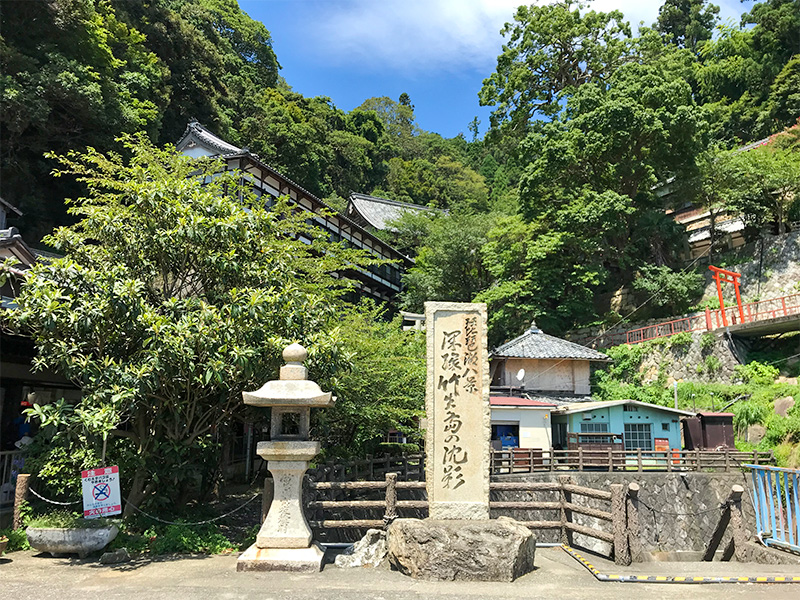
[490,396,557,408]
[176,119,243,155]
[492,323,611,361]
[347,193,434,231]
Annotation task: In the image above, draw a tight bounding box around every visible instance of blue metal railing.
[746,464,800,554]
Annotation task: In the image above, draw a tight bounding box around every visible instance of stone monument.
[386,302,536,581]
[424,302,490,519]
[237,343,334,572]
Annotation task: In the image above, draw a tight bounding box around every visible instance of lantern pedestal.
[236,343,334,573]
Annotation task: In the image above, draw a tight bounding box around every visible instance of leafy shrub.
[704,355,722,374]
[667,332,693,351]
[0,528,30,551]
[734,361,780,385]
[700,333,715,352]
[26,511,114,529]
[148,523,235,555]
[631,265,704,314]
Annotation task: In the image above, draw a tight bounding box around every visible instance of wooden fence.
[305,472,640,565]
[491,448,774,475]
[307,453,425,483]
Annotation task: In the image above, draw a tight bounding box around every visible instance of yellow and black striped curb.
[562,545,800,584]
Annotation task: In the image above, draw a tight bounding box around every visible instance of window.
[624,423,652,451]
[623,404,638,412]
[580,422,609,444]
[661,422,670,431]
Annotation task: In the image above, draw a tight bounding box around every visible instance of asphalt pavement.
[2,546,800,599]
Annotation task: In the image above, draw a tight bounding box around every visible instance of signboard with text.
[425,302,490,520]
[81,465,122,518]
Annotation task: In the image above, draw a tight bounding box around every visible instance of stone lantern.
[237,343,334,572]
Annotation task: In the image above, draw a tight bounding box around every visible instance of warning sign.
[81,466,121,518]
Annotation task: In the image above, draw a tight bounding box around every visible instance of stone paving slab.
[1,547,799,600]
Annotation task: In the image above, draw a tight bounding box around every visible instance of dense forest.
[2,0,799,343]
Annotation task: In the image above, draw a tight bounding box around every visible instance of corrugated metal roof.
[347,193,434,231]
[492,323,611,361]
[554,400,694,417]
[490,396,557,408]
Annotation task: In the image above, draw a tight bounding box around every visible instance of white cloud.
[301,0,747,75]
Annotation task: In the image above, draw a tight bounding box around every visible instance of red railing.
[569,292,800,348]
[625,313,708,344]
[622,292,800,345]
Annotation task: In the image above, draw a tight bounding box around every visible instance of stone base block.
[387,517,535,582]
[237,543,325,573]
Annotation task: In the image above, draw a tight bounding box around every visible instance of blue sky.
[238,0,751,139]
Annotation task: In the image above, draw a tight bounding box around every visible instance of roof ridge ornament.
[527,320,541,333]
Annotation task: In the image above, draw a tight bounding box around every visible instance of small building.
[551,400,694,452]
[490,322,611,397]
[489,396,556,450]
[682,412,736,450]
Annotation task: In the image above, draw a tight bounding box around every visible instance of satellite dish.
[516,368,525,382]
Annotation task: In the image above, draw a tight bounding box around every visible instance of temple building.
[176,120,413,305]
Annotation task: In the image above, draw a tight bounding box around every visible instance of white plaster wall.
[499,358,591,394]
[490,408,552,449]
[573,361,590,395]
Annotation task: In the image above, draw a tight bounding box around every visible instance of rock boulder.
[386,517,535,582]
[335,529,387,568]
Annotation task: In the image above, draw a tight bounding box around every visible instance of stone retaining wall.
[492,472,756,555]
[568,230,800,346]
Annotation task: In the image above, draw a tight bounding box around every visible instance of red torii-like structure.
[709,265,745,327]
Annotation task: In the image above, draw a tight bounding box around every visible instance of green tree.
[476,215,604,345]
[1,0,167,241]
[631,265,705,314]
[655,0,719,51]
[401,213,495,312]
[721,144,800,235]
[766,55,800,127]
[479,0,631,138]
[4,135,378,511]
[317,304,425,456]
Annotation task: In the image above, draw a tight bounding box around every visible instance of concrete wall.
[492,472,756,555]
[496,358,591,394]
[490,407,553,449]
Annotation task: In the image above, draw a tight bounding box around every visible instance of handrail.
[490,448,774,474]
[748,464,800,555]
[574,292,800,348]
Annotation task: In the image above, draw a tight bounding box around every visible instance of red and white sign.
[81,465,121,518]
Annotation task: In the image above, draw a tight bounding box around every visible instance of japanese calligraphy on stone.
[425,302,489,519]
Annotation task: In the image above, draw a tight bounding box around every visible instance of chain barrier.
[27,486,82,506]
[26,484,261,526]
[121,492,260,526]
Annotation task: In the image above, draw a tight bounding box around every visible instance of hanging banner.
[81,465,122,518]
